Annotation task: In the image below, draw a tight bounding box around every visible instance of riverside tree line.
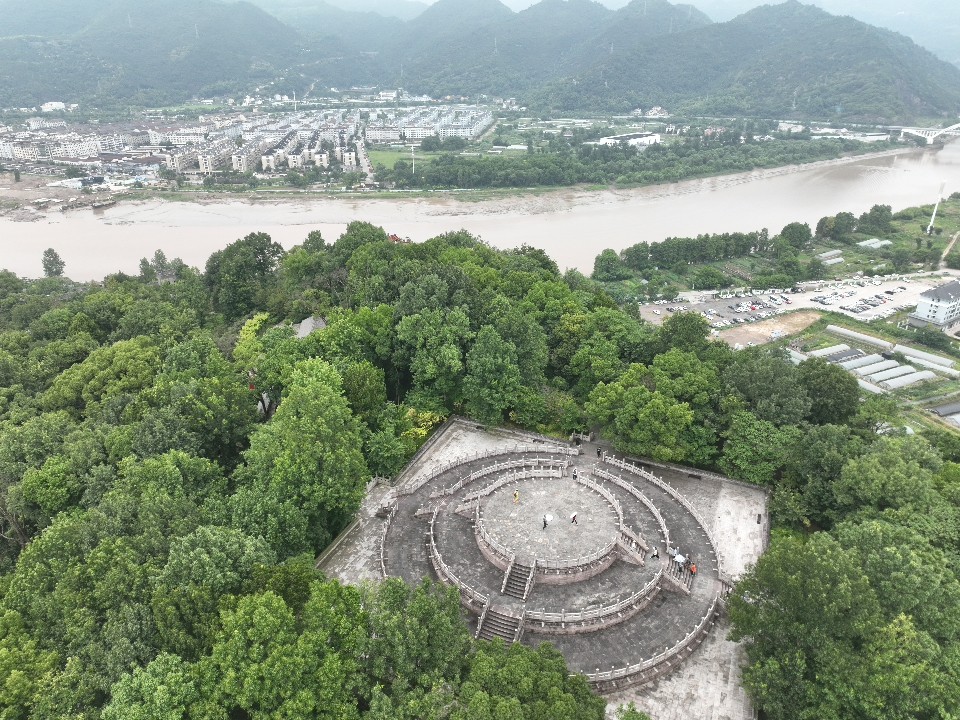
[0,223,956,718]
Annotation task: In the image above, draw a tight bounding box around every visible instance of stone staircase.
[477,606,523,642]
[662,560,695,595]
[502,561,534,600]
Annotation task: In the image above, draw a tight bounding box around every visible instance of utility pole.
[927,181,947,235]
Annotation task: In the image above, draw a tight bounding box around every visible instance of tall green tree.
[462,326,522,425]
[231,359,369,557]
[797,357,860,425]
[41,248,65,278]
[204,232,284,321]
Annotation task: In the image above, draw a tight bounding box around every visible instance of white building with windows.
[909,279,960,329]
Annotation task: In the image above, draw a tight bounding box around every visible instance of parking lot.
[637,273,946,336]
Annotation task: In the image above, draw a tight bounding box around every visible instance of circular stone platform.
[479,477,619,565]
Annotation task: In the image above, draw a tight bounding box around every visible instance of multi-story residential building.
[910,280,960,329]
[365,124,401,143]
[165,148,199,173]
[198,140,234,174]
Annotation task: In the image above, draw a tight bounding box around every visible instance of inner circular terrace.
[478,477,620,568]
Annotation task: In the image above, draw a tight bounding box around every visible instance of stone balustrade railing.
[593,468,671,553]
[448,462,566,501]
[400,444,576,497]
[575,474,624,531]
[601,456,723,575]
[378,502,398,578]
[525,566,664,624]
[475,504,513,561]
[534,538,619,570]
[429,506,490,607]
[583,595,720,683]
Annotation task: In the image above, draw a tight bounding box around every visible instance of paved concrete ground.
[318,419,768,720]
[482,477,619,564]
[604,617,754,720]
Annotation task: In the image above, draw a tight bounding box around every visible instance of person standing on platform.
[543,515,548,530]
[513,490,519,504]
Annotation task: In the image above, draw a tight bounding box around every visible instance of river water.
[2,143,959,280]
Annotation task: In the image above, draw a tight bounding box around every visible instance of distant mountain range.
[0,0,958,123]
[0,0,300,106]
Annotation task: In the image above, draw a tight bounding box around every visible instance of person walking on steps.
[571,512,578,525]
[513,490,519,504]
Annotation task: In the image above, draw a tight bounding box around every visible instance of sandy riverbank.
[0,145,919,224]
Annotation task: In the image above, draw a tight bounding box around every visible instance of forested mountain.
[245,0,406,51]
[692,0,960,68]
[1,0,958,121]
[390,0,712,97]
[534,1,960,119]
[0,0,300,106]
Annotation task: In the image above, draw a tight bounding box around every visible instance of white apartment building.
[342,150,357,167]
[148,128,207,146]
[12,143,42,161]
[910,280,960,329]
[365,125,401,143]
[198,141,234,174]
[49,134,100,158]
[97,134,124,153]
[403,124,434,140]
[165,148,199,173]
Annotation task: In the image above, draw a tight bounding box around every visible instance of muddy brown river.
[1,143,958,280]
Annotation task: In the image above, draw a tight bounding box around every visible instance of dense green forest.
[2,0,958,122]
[0,223,958,718]
[375,133,890,189]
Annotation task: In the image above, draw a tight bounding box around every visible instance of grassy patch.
[367,149,437,170]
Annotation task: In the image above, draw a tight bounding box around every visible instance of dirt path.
[717,310,822,348]
[940,231,960,268]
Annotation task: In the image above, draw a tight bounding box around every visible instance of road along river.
[1,143,958,281]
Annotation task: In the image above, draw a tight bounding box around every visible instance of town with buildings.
[0,103,495,187]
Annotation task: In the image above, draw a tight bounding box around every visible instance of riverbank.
[112,144,925,212]
[0,143,953,281]
[0,144,919,222]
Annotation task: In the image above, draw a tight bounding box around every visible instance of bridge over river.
[900,123,960,144]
